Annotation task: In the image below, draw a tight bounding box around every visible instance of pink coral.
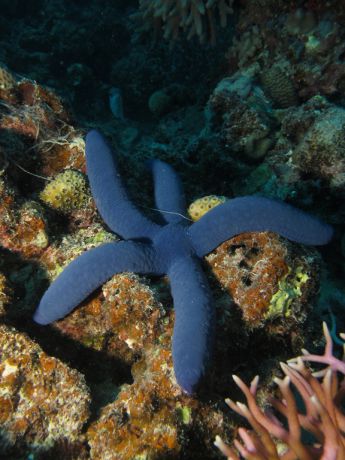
[215,322,345,459]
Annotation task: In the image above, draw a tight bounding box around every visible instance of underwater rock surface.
[0,324,90,456]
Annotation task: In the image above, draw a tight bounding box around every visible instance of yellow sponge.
[40,170,90,212]
[188,195,227,221]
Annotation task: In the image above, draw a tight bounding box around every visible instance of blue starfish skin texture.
[33,130,333,394]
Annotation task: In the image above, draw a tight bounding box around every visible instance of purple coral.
[215,322,345,459]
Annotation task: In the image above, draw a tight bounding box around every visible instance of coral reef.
[0,0,343,457]
[0,64,335,457]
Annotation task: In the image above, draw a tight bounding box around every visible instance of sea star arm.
[86,130,160,239]
[33,241,161,325]
[147,159,187,224]
[168,256,214,394]
[188,196,334,257]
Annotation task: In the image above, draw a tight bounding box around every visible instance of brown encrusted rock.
[87,311,228,460]
[54,272,166,364]
[206,231,319,330]
[0,179,49,258]
[87,333,182,460]
[0,324,90,454]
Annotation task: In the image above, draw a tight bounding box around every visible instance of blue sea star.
[34,130,333,394]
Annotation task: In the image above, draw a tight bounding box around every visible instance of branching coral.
[215,322,345,459]
[138,0,234,43]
